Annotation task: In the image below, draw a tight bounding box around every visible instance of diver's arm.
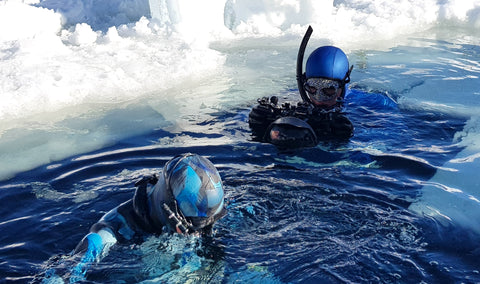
[69,228,117,282]
[42,178,154,283]
[39,216,119,284]
[68,200,138,282]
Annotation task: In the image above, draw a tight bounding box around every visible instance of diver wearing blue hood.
[249,26,354,149]
[64,153,227,282]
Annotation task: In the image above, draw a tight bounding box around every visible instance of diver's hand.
[134,174,158,187]
[71,230,117,282]
[249,97,280,139]
[251,97,279,118]
[331,114,354,138]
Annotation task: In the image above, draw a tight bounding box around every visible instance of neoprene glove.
[330,114,354,138]
[248,98,279,139]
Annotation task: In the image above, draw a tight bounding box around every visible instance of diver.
[41,153,227,283]
[249,26,354,149]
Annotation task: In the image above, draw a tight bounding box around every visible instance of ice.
[2,0,479,124]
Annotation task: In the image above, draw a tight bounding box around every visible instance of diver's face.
[304,78,343,108]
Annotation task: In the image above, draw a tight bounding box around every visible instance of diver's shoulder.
[346,89,398,110]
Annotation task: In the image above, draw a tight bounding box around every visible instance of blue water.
[2,35,480,283]
[1,94,476,283]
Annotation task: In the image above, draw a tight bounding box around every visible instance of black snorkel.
[162,202,226,236]
[297,25,313,104]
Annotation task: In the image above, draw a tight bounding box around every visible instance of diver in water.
[43,153,227,283]
[249,26,354,149]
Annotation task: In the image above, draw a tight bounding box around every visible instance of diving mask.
[304,78,342,103]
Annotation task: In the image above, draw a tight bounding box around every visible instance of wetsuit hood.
[297,26,353,104]
[306,46,351,81]
[148,153,227,235]
[146,175,172,232]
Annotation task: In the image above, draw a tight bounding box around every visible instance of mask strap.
[342,65,354,85]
